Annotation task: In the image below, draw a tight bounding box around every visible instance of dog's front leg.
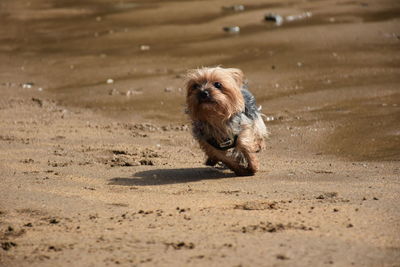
[198,140,252,176]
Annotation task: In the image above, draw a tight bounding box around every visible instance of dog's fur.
[185,67,268,176]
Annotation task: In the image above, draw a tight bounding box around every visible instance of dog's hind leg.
[236,128,260,175]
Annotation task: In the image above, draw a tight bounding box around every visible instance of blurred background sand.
[1,0,399,159]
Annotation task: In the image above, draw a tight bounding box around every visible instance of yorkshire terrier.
[185,67,268,176]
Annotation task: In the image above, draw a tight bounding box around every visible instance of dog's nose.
[199,90,210,99]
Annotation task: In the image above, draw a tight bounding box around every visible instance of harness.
[207,135,238,150]
[194,119,240,151]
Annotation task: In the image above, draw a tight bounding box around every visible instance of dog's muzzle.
[198,90,211,102]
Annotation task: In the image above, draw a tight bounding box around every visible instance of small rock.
[48,245,62,251]
[83,186,96,191]
[276,254,289,260]
[32,98,43,107]
[140,159,154,166]
[109,88,120,95]
[22,82,34,89]
[140,45,150,51]
[49,218,59,224]
[126,89,142,96]
[264,14,283,26]
[166,241,195,250]
[21,158,34,164]
[286,12,312,22]
[265,116,275,122]
[222,5,245,11]
[106,79,114,84]
[1,242,17,251]
[223,26,240,34]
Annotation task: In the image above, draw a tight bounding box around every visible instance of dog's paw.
[234,168,256,176]
[205,158,218,166]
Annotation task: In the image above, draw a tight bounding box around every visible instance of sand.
[0,0,399,266]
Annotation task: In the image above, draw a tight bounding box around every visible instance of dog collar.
[207,135,238,150]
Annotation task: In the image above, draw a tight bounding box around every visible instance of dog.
[185,67,268,176]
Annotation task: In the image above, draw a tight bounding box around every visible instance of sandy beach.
[1,0,399,266]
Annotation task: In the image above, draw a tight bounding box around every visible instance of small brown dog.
[185,67,268,176]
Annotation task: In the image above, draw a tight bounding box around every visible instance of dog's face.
[186,67,245,122]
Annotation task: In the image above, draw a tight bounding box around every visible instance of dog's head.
[185,67,245,122]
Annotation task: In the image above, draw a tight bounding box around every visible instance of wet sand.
[1,0,400,266]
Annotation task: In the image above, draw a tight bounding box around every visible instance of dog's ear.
[226,68,244,87]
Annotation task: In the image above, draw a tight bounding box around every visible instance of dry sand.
[1,0,399,266]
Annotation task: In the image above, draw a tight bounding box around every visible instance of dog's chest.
[193,114,244,150]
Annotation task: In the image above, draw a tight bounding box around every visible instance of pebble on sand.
[286,12,312,22]
[140,45,150,51]
[222,5,245,12]
[22,82,34,89]
[223,26,240,34]
[126,89,143,96]
[264,14,283,26]
[109,88,120,95]
[265,12,312,26]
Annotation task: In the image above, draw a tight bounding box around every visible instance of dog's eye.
[191,83,201,90]
[213,82,222,89]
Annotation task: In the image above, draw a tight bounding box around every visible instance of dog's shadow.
[109,167,236,186]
